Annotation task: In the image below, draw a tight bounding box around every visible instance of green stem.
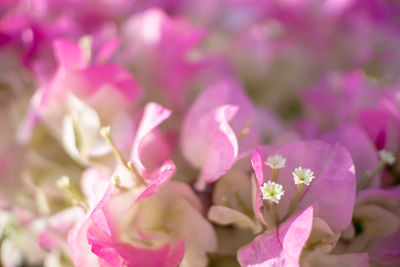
[272,169,279,182]
[233,189,253,217]
[282,183,304,222]
[100,126,146,185]
[268,200,278,228]
[357,160,386,190]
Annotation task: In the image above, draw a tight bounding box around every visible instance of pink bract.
[238,206,314,267]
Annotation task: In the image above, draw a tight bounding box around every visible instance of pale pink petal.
[251,147,264,186]
[68,209,100,267]
[193,105,239,190]
[134,161,175,203]
[253,141,356,232]
[81,167,110,208]
[208,206,259,232]
[52,39,87,70]
[87,182,185,267]
[95,37,120,64]
[237,206,314,267]
[182,80,259,155]
[322,124,378,184]
[369,228,400,265]
[131,102,173,180]
[303,251,369,267]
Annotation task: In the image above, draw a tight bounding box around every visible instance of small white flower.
[292,167,315,186]
[265,154,286,169]
[56,176,70,188]
[379,150,396,165]
[260,181,285,203]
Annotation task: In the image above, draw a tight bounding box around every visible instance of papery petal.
[322,124,378,184]
[119,8,206,108]
[194,105,239,190]
[52,39,87,70]
[212,170,252,212]
[251,147,264,186]
[87,184,185,267]
[88,222,185,267]
[237,206,314,267]
[301,71,379,128]
[208,206,259,232]
[306,217,338,253]
[81,167,110,208]
[68,210,100,267]
[182,80,259,156]
[369,228,400,265]
[131,102,173,180]
[259,141,356,232]
[167,193,217,267]
[134,161,175,204]
[303,251,369,267]
[95,37,120,64]
[354,204,399,237]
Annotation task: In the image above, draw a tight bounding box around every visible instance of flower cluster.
[1,1,400,266]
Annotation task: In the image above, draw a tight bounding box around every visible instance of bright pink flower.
[70,179,217,267]
[301,71,380,129]
[68,102,217,267]
[34,38,141,163]
[118,8,206,109]
[359,89,400,152]
[40,38,140,110]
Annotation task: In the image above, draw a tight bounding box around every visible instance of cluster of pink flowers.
[1,0,400,266]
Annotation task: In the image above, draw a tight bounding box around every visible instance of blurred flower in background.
[1,0,400,266]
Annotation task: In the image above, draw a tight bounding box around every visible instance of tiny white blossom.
[292,167,315,186]
[56,176,70,188]
[260,181,285,203]
[111,175,121,186]
[380,150,396,165]
[265,154,286,169]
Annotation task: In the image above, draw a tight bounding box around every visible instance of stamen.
[282,183,305,222]
[100,126,146,185]
[358,150,396,190]
[221,197,232,208]
[79,35,92,64]
[237,121,252,141]
[260,181,284,227]
[281,167,315,221]
[111,175,121,186]
[233,188,253,217]
[380,150,396,165]
[111,175,130,191]
[265,155,286,182]
[268,200,278,227]
[56,176,70,189]
[56,176,88,210]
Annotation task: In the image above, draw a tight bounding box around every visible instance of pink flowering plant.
[1,0,400,266]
